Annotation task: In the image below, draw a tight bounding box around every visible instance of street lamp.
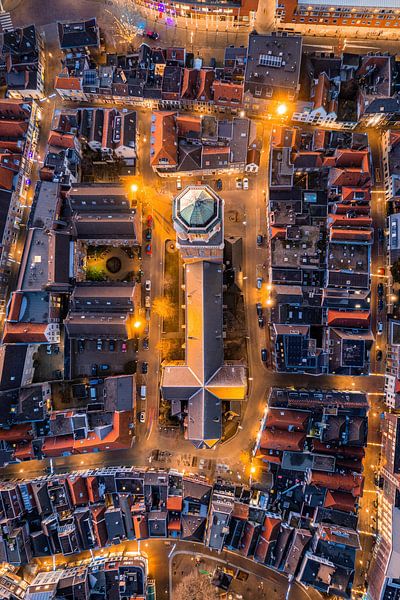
[131,183,138,194]
[134,320,142,329]
[276,103,288,116]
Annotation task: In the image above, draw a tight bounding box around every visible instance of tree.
[152,295,176,321]
[85,266,107,281]
[174,572,218,600]
[156,338,180,361]
[392,258,400,283]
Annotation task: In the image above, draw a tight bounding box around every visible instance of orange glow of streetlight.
[134,320,142,329]
[276,103,288,116]
[131,183,138,194]
[250,465,256,475]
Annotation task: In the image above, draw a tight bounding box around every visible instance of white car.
[139,411,146,423]
[176,178,182,190]
[145,279,151,292]
[243,177,249,190]
[377,322,383,335]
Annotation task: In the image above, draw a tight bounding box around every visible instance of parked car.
[109,340,115,352]
[89,378,103,385]
[139,411,146,423]
[256,277,263,290]
[376,349,383,361]
[145,295,151,308]
[377,321,383,335]
[243,177,249,190]
[97,339,103,351]
[99,364,110,371]
[236,178,242,189]
[121,341,127,353]
[176,178,182,190]
[258,316,264,328]
[146,30,159,40]
[140,385,147,399]
[261,348,268,362]
[257,234,263,247]
[210,57,216,69]
[378,298,384,311]
[91,364,98,376]
[145,280,151,292]
[53,346,59,355]
[141,362,148,374]
[147,215,153,228]
[145,243,152,256]
[378,228,384,242]
[216,178,223,191]
[378,283,384,297]
[46,345,52,355]
[377,266,385,276]
[145,228,152,241]
[143,337,149,350]
[256,302,263,317]
[78,339,85,353]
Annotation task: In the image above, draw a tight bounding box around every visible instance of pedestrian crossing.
[0,12,13,32]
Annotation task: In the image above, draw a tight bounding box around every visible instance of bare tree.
[152,295,176,321]
[174,572,218,600]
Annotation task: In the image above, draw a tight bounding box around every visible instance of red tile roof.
[0,165,15,190]
[13,442,34,460]
[150,112,177,168]
[48,132,76,149]
[68,476,89,505]
[265,408,310,432]
[308,470,364,498]
[0,424,33,442]
[0,120,28,138]
[42,434,74,456]
[86,476,101,503]
[330,228,373,242]
[167,496,183,511]
[324,490,356,512]
[55,75,82,91]
[212,81,243,106]
[176,114,201,137]
[168,517,181,531]
[260,429,306,452]
[3,322,48,343]
[327,309,370,328]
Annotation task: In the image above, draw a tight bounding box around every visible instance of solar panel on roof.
[259,54,282,68]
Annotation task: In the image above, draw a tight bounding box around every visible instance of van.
[140,385,147,400]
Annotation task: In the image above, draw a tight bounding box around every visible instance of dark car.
[99,364,110,371]
[261,348,268,362]
[109,340,115,351]
[143,337,149,350]
[378,228,384,242]
[91,364,98,376]
[378,283,384,297]
[378,298,384,311]
[145,243,152,256]
[256,302,263,317]
[141,362,148,374]
[146,30,159,40]
[78,339,85,352]
[210,57,216,69]
[257,234,263,247]
[216,179,223,191]
[376,349,383,361]
[145,228,152,241]
[258,316,264,328]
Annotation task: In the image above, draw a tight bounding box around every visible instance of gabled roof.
[150,112,177,167]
